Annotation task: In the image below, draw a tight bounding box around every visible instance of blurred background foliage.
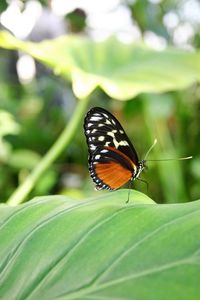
[0,0,200,204]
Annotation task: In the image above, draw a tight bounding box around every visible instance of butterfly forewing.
[84,107,138,160]
[84,107,140,190]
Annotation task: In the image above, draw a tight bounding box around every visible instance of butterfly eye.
[84,107,142,190]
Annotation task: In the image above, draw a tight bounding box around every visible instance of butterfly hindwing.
[89,146,135,190]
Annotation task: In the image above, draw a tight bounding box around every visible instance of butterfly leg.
[137,177,149,193]
[126,179,133,204]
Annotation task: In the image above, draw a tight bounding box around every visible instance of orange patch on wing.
[95,162,132,189]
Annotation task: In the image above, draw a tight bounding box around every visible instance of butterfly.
[84,107,146,191]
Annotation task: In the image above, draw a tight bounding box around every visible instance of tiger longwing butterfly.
[84,107,145,191]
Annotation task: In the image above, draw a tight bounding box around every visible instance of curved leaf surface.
[0,190,200,300]
[0,31,200,99]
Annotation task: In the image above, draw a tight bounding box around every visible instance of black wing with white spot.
[84,107,139,162]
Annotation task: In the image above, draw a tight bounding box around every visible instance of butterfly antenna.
[144,139,157,160]
[146,156,192,162]
[144,139,192,162]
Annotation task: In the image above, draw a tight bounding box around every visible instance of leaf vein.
[92,208,200,285]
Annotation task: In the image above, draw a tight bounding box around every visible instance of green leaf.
[0,110,20,138]
[8,149,41,170]
[0,31,200,99]
[0,0,8,12]
[0,190,200,300]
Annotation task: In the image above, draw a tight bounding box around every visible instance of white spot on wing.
[103,113,109,118]
[90,144,96,150]
[105,119,111,125]
[101,149,108,153]
[107,132,128,148]
[90,116,102,121]
[119,140,129,146]
[107,132,115,138]
[87,123,93,127]
[95,154,101,159]
[92,129,97,133]
[98,136,105,141]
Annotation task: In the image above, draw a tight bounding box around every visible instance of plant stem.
[7,97,90,206]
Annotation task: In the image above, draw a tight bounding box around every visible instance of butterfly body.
[84,107,145,190]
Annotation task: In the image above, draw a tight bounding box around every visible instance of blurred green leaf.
[130,0,169,39]
[0,0,8,12]
[142,94,190,203]
[34,169,58,195]
[0,110,20,162]
[0,31,200,100]
[0,110,20,138]
[1,190,200,300]
[190,157,200,179]
[8,149,41,170]
[0,139,11,162]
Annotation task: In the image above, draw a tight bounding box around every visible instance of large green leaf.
[0,31,200,99]
[0,190,199,300]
